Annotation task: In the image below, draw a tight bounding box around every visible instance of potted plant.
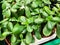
[0,0,60,45]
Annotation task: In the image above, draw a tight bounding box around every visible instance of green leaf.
[19,16,26,22]
[25,6,31,17]
[2,32,12,37]
[7,0,12,2]
[27,25,33,32]
[31,1,38,8]
[11,8,17,13]
[56,24,60,38]
[34,18,44,24]
[52,17,60,22]
[3,9,11,18]
[44,6,54,15]
[42,0,51,4]
[26,33,32,44]
[12,23,24,34]
[21,41,26,45]
[25,0,32,4]
[43,21,56,36]
[11,35,16,43]
[7,22,13,31]
[2,1,10,9]
[20,34,23,39]
[27,17,34,24]
[35,31,41,39]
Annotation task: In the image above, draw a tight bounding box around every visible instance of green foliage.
[0,0,60,45]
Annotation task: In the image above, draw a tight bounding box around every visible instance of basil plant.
[0,0,60,45]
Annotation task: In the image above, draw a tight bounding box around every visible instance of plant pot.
[5,28,56,45]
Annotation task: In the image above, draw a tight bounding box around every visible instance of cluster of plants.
[0,0,60,45]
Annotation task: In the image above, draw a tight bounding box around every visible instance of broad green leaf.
[32,25,39,30]
[25,0,32,4]
[7,22,13,31]
[2,32,12,37]
[3,9,11,18]
[42,0,51,4]
[11,35,16,43]
[9,17,17,21]
[52,17,60,22]
[11,8,17,13]
[21,41,26,45]
[26,33,32,44]
[56,24,60,38]
[0,18,8,24]
[2,1,10,9]
[44,6,54,15]
[12,23,24,34]
[47,21,56,30]
[31,1,38,8]
[19,16,26,22]
[20,34,23,39]
[7,0,12,2]
[34,18,44,24]
[2,21,8,28]
[27,25,33,32]
[2,1,7,9]
[25,6,31,17]
[0,36,6,41]
[35,31,41,39]
[40,9,48,17]
[43,21,56,36]
[27,17,34,24]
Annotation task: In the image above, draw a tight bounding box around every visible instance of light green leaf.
[11,35,16,43]
[43,21,56,36]
[35,31,41,39]
[3,9,11,18]
[42,0,51,4]
[34,18,44,24]
[7,22,13,31]
[21,41,26,45]
[57,24,60,38]
[26,33,32,44]
[2,32,12,37]
[12,23,24,34]
[25,6,31,17]
[27,25,33,32]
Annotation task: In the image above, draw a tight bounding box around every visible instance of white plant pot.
[30,32,56,45]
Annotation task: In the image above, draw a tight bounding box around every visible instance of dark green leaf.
[56,24,60,38]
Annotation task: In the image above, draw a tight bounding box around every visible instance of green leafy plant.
[0,0,60,45]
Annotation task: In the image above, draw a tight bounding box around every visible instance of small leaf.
[12,23,24,34]
[31,1,38,8]
[2,32,12,37]
[42,0,51,4]
[25,6,31,17]
[43,21,56,36]
[11,35,16,43]
[35,31,41,39]
[26,33,32,44]
[19,16,26,22]
[56,24,60,38]
[34,18,44,24]
[3,9,11,18]
[20,34,23,39]
[27,17,34,24]
[7,22,13,31]
[7,0,12,2]
[44,6,54,15]
[21,41,26,45]
[27,25,33,32]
